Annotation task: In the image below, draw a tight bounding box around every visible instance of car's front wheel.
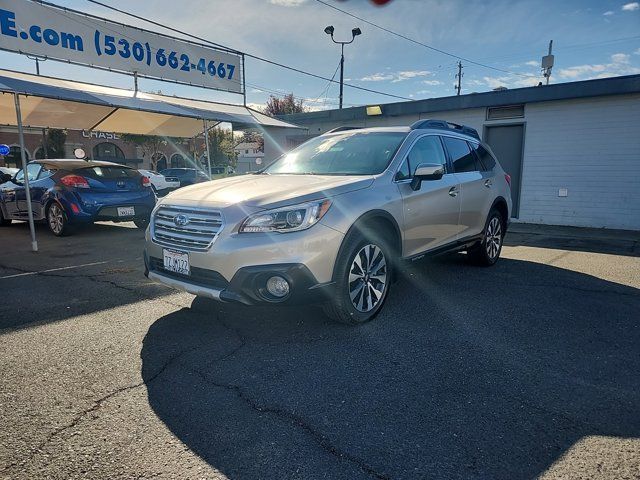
[47,202,72,236]
[323,232,392,325]
[468,209,504,266]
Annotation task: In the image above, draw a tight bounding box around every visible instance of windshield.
[264,131,407,175]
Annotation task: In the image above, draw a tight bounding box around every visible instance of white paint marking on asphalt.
[0,261,111,280]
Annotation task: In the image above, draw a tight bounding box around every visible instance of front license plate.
[117,206,135,217]
[163,249,190,276]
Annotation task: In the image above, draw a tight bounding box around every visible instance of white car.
[138,169,180,195]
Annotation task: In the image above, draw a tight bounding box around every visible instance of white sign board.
[0,0,243,94]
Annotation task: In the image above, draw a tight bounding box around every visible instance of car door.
[442,136,488,239]
[18,165,56,220]
[396,134,461,257]
[12,164,42,219]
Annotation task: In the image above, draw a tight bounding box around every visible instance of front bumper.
[144,252,335,305]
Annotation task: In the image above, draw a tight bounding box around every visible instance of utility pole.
[324,26,362,109]
[455,61,463,96]
[542,40,554,86]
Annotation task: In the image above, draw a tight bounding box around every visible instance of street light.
[324,25,361,109]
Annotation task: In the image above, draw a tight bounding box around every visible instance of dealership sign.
[0,0,243,93]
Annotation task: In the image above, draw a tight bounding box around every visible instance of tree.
[262,93,306,116]
[121,134,168,170]
[37,129,67,158]
[238,131,264,152]
[205,127,237,167]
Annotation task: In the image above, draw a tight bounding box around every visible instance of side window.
[469,143,496,171]
[15,164,41,182]
[443,137,477,173]
[397,135,446,181]
[38,166,57,180]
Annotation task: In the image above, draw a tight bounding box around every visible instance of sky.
[2,0,639,112]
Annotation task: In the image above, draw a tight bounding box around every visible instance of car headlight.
[239,199,332,233]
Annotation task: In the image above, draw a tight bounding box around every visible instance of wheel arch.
[490,196,509,228]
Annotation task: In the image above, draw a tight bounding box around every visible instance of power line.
[313,0,537,79]
[83,0,412,101]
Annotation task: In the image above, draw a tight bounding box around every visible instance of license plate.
[117,206,135,217]
[163,249,190,276]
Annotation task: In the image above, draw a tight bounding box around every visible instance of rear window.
[78,166,139,179]
[161,169,188,176]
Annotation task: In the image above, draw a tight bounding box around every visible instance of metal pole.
[133,72,139,97]
[339,43,344,109]
[545,40,553,86]
[14,93,38,252]
[241,54,247,107]
[203,119,212,178]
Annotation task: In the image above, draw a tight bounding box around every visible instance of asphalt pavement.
[0,220,639,479]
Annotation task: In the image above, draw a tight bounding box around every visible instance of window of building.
[93,142,125,161]
[443,136,477,173]
[170,153,186,168]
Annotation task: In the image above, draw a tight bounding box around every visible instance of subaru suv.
[144,120,512,324]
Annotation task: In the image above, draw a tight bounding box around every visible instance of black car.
[159,168,209,187]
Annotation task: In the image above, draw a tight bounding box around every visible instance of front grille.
[151,205,223,251]
[149,257,229,290]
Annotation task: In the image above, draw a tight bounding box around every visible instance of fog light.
[266,275,290,298]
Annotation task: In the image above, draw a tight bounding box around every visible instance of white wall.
[518,94,640,230]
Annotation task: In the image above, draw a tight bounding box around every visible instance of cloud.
[603,10,615,15]
[525,60,539,67]
[557,52,640,80]
[422,79,443,86]
[269,0,306,6]
[360,70,433,83]
[622,2,639,11]
[635,48,640,55]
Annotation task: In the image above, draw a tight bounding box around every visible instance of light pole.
[324,25,361,109]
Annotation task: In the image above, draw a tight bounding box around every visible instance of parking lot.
[1,222,639,480]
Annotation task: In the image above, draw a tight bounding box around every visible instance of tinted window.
[79,166,139,179]
[469,143,496,171]
[38,166,57,180]
[443,137,477,173]
[397,135,447,180]
[265,131,407,175]
[15,163,41,182]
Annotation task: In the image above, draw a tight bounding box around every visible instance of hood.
[163,174,374,208]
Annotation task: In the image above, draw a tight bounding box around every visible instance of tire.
[47,202,73,236]
[468,208,504,266]
[134,217,150,229]
[0,208,11,226]
[323,231,393,325]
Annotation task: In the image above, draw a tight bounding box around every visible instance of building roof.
[234,142,260,150]
[279,74,640,125]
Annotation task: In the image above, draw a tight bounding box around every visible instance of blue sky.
[2,0,639,111]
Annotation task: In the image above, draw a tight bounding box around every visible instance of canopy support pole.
[242,54,247,107]
[203,119,212,178]
[14,93,38,252]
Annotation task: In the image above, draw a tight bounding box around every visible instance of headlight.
[239,199,332,233]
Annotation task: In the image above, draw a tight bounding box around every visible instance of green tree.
[38,129,67,158]
[262,93,306,116]
[206,127,237,167]
[121,134,168,170]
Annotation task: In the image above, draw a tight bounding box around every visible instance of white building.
[234,142,264,173]
[276,75,640,231]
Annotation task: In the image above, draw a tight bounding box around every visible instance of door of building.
[485,124,524,218]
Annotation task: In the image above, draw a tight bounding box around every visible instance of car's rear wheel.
[468,208,504,266]
[0,208,11,226]
[47,202,72,236]
[323,232,392,325]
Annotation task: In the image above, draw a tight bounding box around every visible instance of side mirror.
[410,163,445,191]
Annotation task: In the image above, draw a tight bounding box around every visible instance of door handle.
[448,187,458,197]
[484,179,493,188]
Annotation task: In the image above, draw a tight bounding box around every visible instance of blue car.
[0,160,156,236]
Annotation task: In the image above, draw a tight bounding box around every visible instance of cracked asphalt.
[1,221,639,479]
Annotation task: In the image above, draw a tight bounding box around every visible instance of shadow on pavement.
[141,255,640,479]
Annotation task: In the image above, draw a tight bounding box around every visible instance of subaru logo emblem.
[174,214,190,227]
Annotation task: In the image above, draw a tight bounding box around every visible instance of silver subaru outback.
[144,119,512,324]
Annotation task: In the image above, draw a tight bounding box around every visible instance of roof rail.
[410,119,480,140]
[325,126,363,134]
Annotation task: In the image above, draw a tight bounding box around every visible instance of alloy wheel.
[485,217,502,259]
[348,244,388,313]
[48,204,64,235]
